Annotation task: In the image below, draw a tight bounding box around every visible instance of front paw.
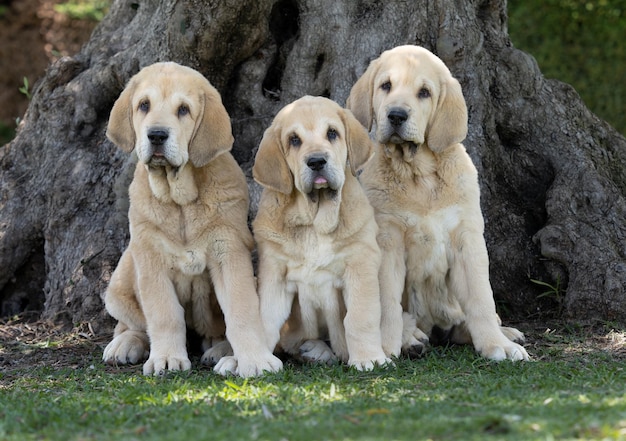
[201,340,233,366]
[349,356,393,371]
[103,331,149,365]
[478,341,529,361]
[213,353,283,377]
[237,353,283,377]
[299,340,337,365]
[143,353,192,375]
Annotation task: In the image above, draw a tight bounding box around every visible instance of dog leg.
[137,273,191,375]
[450,234,529,361]
[377,228,406,357]
[103,250,150,365]
[257,250,295,354]
[209,240,283,377]
[343,259,392,371]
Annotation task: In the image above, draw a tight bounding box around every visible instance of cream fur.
[102,62,283,377]
[346,46,529,361]
[253,96,390,370]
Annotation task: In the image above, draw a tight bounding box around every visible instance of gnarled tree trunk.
[1,0,625,332]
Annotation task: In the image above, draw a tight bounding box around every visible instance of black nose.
[147,129,169,145]
[307,156,327,171]
[388,109,408,127]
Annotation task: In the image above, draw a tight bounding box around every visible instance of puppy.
[252,96,390,370]
[346,45,529,361]
[102,62,282,377]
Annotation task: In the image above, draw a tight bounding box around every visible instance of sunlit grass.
[2,332,626,441]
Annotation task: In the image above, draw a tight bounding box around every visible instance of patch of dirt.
[1,316,625,384]
[518,320,626,361]
[0,0,98,128]
[0,315,107,377]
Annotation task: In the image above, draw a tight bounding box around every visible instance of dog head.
[106,62,233,169]
[253,96,373,198]
[346,45,467,154]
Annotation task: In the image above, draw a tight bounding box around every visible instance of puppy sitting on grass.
[347,45,529,361]
[252,96,390,370]
[102,62,282,377]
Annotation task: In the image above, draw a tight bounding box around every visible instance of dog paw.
[102,331,149,365]
[299,340,337,365]
[143,354,192,376]
[214,355,238,376]
[349,356,393,371]
[237,354,283,377]
[213,354,283,377]
[479,341,529,362]
[402,341,428,359]
[201,340,233,366]
[501,326,526,344]
[401,327,429,359]
[400,313,430,359]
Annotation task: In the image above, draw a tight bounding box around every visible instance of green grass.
[1,327,626,441]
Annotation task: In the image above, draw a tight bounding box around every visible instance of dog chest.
[284,232,346,288]
[404,204,462,275]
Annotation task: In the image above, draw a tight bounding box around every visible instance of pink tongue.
[314,176,327,184]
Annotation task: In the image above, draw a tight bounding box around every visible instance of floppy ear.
[427,76,468,152]
[345,60,377,131]
[188,87,234,167]
[106,79,137,152]
[253,126,293,194]
[341,108,374,176]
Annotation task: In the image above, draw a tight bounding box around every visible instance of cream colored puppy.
[253,96,390,370]
[102,62,282,377]
[347,45,529,361]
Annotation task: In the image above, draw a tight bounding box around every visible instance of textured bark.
[1,0,625,330]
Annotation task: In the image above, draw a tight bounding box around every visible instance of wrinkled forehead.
[133,88,191,109]
[376,54,441,91]
[133,79,198,104]
[279,103,343,138]
[131,74,201,107]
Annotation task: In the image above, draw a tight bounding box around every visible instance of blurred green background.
[508,0,625,135]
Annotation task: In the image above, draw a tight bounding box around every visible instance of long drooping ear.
[252,126,293,194]
[188,86,234,167]
[106,79,137,152]
[345,60,378,130]
[427,76,468,152]
[341,108,374,176]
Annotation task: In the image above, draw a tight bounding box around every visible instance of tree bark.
[1,0,625,330]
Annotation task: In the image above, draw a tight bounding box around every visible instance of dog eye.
[178,104,190,117]
[138,100,150,113]
[380,81,392,92]
[289,134,302,148]
[418,88,430,99]
[327,128,338,142]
